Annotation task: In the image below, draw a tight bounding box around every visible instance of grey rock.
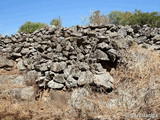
[93,71,114,89]
[0,55,14,68]
[78,62,90,71]
[124,25,134,34]
[50,62,66,72]
[10,87,34,101]
[64,65,72,77]
[131,25,141,33]
[106,49,118,62]
[47,80,64,89]
[155,41,160,45]
[4,39,12,44]
[56,44,62,52]
[53,74,66,84]
[152,35,160,42]
[97,42,110,49]
[1,47,13,53]
[0,75,15,84]
[70,88,95,113]
[93,63,105,72]
[25,70,39,86]
[11,76,25,85]
[77,53,85,60]
[21,87,35,100]
[78,71,93,86]
[66,67,81,78]
[16,59,26,71]
[35,63,48,72]
[14,46,22,53]
[94,49,109,61]
[12,53,22,57]
[21,48,29,55]
[66,76,78,88]
[118,28,127,36]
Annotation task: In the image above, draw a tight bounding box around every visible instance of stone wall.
[0,24,160,98]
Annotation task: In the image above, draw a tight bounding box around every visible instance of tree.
[89,10,108,25]
[50,17,62,28]
[18,21,46,33]
[109,11,122,25]
[119,11,132,25]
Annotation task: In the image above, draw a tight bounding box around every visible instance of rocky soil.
[0,24,160,120]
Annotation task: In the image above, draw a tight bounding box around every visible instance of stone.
[94,49,109,61]
[50,62,66,72]
[93,71,114,89]
[106,49,118,62]
[21,48,29,55]
[11,76,25,85]
[47,80,64,89]
[12,53,22,58]
[152,35,160,42]
[77,53,85,60]
[21,87,35,100]
[16,59,26,71]
[97,42,110,50]
[14,46,22,53]
[66,76,78,88]
[78,71,93,86]
[0,55,14,68]
[70,88,95,113]
[35,63,48,72]
[4,39,12,44]
[64,65,72,77]
[131,25,141,33]
[155,41,160,45]
[118,28,127,36]
[124,25,134,34]
[53,74,66,84]
[78,62,90,71]
[0,75,15,84]
[56,44,62,52]
[10,87,34,101]
[93,63,105,72]
[25,70,40,86]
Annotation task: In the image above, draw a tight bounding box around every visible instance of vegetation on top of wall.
[18,21,47,33]
[109,10,160,27]
[50,17,62,28]
[83,10,160,27]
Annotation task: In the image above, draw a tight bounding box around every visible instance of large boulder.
[93,71,114,89]
[70,88,95,111]
[0,55,15,69]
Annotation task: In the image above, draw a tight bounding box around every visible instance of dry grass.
[0,90,72,120]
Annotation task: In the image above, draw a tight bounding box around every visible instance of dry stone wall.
[0,24,160,97]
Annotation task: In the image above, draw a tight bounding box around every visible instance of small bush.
[50,17,62,28]
[18,21,46,33]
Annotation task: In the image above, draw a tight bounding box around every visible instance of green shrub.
[18,21,46,33]
[50,17,62,28]
[109,10,160,27]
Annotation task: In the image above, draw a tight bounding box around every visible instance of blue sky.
[0,0,160,36]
